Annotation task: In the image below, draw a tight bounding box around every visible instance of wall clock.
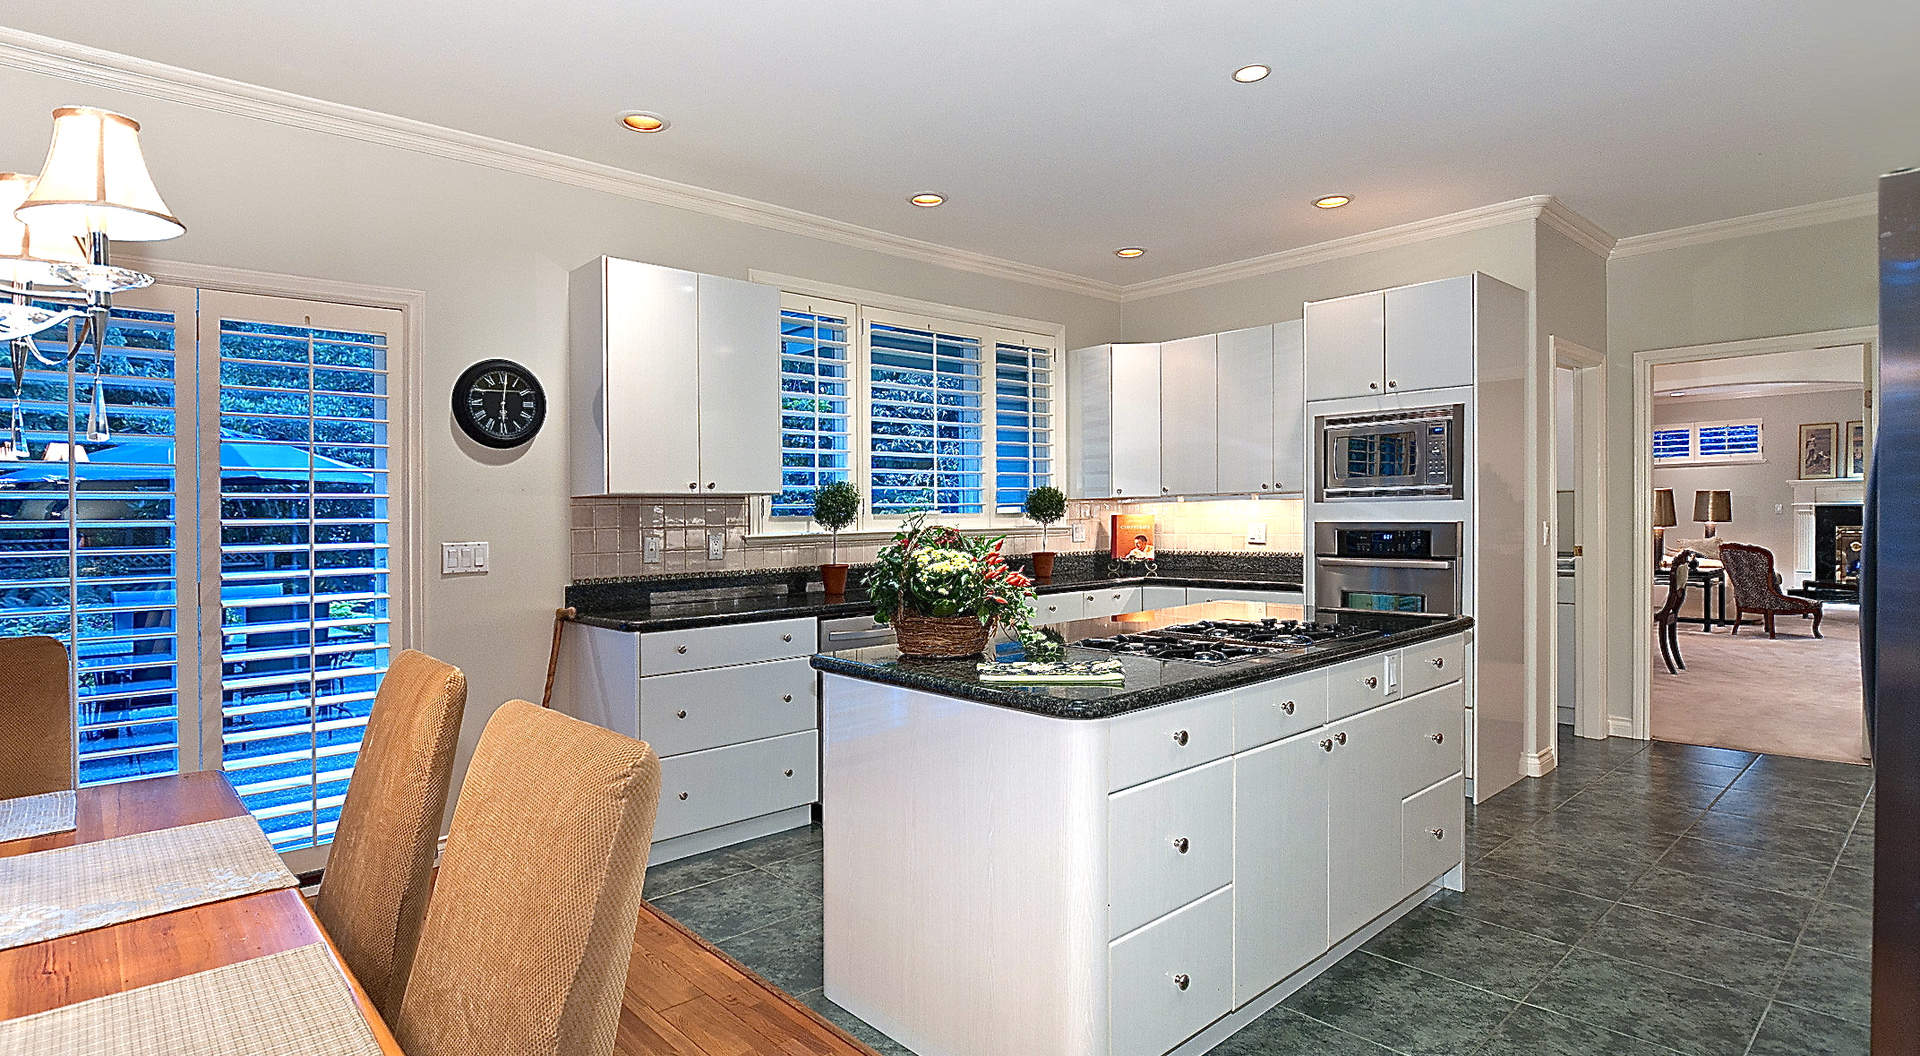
[453,358,547,449]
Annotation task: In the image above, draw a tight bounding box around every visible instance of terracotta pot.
[893,609,993,659]
[1030,551,1057,580]
[819,563,850,596]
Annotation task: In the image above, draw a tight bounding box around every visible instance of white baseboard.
[1608,715,1640,739]
[1524,745,1558,778]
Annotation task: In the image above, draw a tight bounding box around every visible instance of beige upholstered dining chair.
[0,635,76,800]
[313,649,468,1018]
[395,699,661,1056]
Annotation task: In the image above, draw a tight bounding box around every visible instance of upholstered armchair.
[1719,542,1823,639]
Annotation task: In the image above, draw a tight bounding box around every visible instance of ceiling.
[1654,347,1867,403]
[7,2,1917,285]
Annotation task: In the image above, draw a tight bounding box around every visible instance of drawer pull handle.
[1319,738,1334,752]
[1430,656,1445,669]
[782,633,793,642]
[1429,827,1446,840]
[1364,676,1378,689]
[678,792,689,801]
[784,769,795,778]
[1171,730,1189,747]
[1279,700,1296,715]
[1430,732,1444,744]
[1172,973,1190,991]
[676,645,688,655]
[1334,732,1348,746]
[1172,837,1189,854]
[782,693,793,703]
[676,710,687,719]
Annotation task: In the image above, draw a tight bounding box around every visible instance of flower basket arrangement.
[865,514,1037,659]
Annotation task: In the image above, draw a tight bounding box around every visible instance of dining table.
[0,770,403,1053]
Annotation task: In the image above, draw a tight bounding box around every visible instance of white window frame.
[751,274,1064,536]
[1652,418,1766,467]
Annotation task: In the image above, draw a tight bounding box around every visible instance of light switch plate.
[1071,524,1087,544]
[440,541,490,575]
[643,531,664,563]
[707,530,726,561]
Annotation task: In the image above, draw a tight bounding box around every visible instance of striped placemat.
[0,941,384,1056]
[0,790,76,843]
[0,814,297,951]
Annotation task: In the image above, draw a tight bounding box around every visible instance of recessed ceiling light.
[1114,247,1147,258]
[909,193,946,207]
[1312,195,1352,209]
[618,111,669,133]
[1232,64,1271,83]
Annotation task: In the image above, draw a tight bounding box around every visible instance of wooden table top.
[0,771,403,1054]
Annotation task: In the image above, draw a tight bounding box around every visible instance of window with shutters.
[1653,419,1764,465]
[759,287,1057,532]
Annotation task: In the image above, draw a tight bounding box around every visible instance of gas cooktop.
[1075,618,1384,666]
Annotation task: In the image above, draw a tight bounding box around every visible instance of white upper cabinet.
[1159,334,1218,496]
[570,257,780,496]
[1272,319,1306,492]
[1304,275,1479,401]
[1072,343,1162,499]
[1215,325,1274,494]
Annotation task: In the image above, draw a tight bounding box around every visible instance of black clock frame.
[453,358,547,449]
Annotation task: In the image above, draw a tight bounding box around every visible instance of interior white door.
[1303,291,1385,401]
[1215,325,1275,494]
[1109,343,1162,498]
[1160,334,1219,495]
[695,273,781,493]
[1271,320,1306,493]
[1384,275,1476,393]
[606,259,700,494]
[1232,727,1330,1005]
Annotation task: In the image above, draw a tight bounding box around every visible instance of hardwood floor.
[620,898,876,1056]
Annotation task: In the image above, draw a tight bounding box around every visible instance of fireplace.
[1808,503,1864,600]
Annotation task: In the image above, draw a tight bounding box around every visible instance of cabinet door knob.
[1172,837,1189,854]
[1387,380,1398,388]
[688,482,698,490]
[1364,676,1378,689]
[1430,656,1445,669]
[1368,382,1379,390]
[782,633,793,642]
[678,791,689,800]
[1162,487,1170,494]
[1430,732,1444,744]
[706,482,717,490]
[1279,700,1296,715]
[1320,738,1334,752]
[676,645,689,654]
[782,693,793,703]
[1429,827,1446,840]
[675,709,687,719]
[1172,973,1190,991]
[1260,483,1270,490]
[784,769,795,778]
[1171,729,1190,746]
[1334,732,1348,746]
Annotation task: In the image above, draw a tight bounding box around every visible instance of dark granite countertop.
[569,571,1304,633]
[809,601,1473,719]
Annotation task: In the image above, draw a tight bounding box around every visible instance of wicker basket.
[894,608,993,659]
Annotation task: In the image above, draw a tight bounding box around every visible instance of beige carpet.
[1651,605,1869,764]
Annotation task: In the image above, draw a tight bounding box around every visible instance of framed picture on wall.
[1847,420,1867,477]
[1798,422,1840,479]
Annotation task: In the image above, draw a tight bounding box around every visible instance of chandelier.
[1,106,184,460]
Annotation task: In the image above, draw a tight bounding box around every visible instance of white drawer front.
[1109,759,1233,937]
[640,617,815,676]
[1082,586,1142,620]
[653,730,819,841]
[1325,653,1397,721]
[1397,682,1467,799]
[1139,585,1188,611]
[1402,772,1465,894]
[1035,591,1088,624]
[1400,635,1465,698]
[640,657,817,757]
[1184,587,1301,605]
[1231,670,1329,751]
[1108,693,1234,792]
[1109,886,1233,1056]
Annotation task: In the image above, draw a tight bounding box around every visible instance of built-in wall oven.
[1313,522,1463,618]
[1315,404,1465,501]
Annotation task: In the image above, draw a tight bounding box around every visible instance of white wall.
[1652,388,1867,563]
[0,63,1127,827]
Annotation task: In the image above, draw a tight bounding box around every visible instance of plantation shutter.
[992,341,1053,513]
[867,319,985,516]
[774,300,853,518]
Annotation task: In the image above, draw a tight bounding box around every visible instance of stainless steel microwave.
[1315,405,1465,501]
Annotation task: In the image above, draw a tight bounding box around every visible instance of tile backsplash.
[569,494,1305,581]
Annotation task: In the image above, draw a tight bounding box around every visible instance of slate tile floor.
[642,730,1873,1056]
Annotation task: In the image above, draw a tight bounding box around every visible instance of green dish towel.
[976,659,1126,684]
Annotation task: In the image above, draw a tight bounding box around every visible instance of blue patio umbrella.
[0,429,376,488]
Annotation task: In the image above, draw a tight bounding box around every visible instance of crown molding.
[1537,198,1616,258]
[1609,193,1876,260]
[0,27,1128,303]
[1118,196,1565,300]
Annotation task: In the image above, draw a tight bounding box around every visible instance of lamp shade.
[15,107,184,242]
[0,172,85,284]
[1652,488,1677,528]
[1693,489,1732,523]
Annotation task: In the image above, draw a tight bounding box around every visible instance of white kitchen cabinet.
[1108,887,1234,1056]
[1384,275,1476,394]
[569,257,780,496]
[1082,585,1142,620]
[1215,325,1275,494]
[1037,591,1089,624]
[1302,290,1386,401]
[1402,773,1466,899]
[1108,759,1234,937]
[1159,335,1218,496]
[1271,320,1306,493]
[1183,586,1304,606]
[1232,727,1330,1005]
[1069,343,1161,499]
[1139,584,1188,611]
[1325,697,1415,938]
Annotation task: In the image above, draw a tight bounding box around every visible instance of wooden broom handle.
[542,607,576,709]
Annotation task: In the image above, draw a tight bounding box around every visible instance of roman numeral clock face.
[453,358,547,449]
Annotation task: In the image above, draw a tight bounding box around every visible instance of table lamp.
[1653,488,1676,564]
[1693,489,1732,537]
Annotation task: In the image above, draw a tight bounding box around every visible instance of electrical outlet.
[643,531,664,563]
[1247,522,1267,545]
[707,530,726,561]
[440,541,490,575]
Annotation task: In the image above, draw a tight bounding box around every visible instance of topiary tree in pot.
[812,480,861,595]
[1022,485,1068,580]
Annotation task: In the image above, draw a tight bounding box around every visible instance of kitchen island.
[811,601,1472,1056]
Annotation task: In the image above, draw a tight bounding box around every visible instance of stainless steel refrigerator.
[1870,166,1920,1050]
